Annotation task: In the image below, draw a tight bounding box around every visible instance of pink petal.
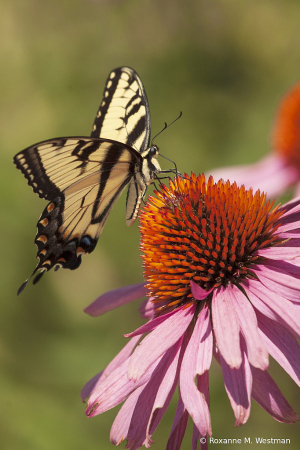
[126,339,183,449]
[110,386,144,446]
[127,304,196,382]
[192,425,201,450]
[195,305,213,375]
[86,353,163,416]
[166,394,189,450]
[180,312,212,436]
[229,285,269,370]
[220,341,252,426]
[195,374,210,450]
[264,258,300,279]
[81,335,140,401]
[208,154,299,198]
[146,339,183,439]
[211,286,242,369]
[246,279,300,340]
[256,310,300,387]
[81,372,103,403]
[139,297,156,319]
[125,306,189,338]
[279,196,300,216]
[276,218,300,233]
[84,283,147,316]
[191,280,213,300]
[251,367,298,423]
[257,242,300,260]
[278,230,300,238]
[253,263,300,303]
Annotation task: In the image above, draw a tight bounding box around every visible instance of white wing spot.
[105,91,109,97]
[97,111,101,118]
[110,71,116,79]
[121,73,130,81]
[107,80,112,89]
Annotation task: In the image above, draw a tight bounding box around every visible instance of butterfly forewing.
[91,67,151,153]
[14,138,139,199]
[15,138,142,293]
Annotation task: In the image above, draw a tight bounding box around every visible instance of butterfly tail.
[17,265,46,295]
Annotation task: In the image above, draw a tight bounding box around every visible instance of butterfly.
[14,66,174,294]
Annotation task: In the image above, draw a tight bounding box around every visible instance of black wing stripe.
[91,70,121,138]
[92,176,132,225]
[91,143,134,217]
[127,116,147,146]
[14,146,61,200]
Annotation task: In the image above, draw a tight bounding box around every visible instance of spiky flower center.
[272,82,300,168]
[140,174,284,314]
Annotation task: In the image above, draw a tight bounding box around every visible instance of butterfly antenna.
[152,111,182,144]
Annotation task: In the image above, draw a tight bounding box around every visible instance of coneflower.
[82,174,300,449]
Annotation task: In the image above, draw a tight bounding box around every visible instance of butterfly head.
[141,145,161,178]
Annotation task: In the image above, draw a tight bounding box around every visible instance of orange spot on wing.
[37,235,47,244]
[47,203,55,212]
[40,218,49,227]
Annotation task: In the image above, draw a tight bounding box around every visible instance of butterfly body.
[14,67,162,293]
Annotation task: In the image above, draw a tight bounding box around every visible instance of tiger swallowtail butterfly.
[14,67,168,294]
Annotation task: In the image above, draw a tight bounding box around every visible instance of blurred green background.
[1,0,300,449]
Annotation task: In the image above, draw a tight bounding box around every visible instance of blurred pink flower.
[209,82,300,198]
[82,174,300,449]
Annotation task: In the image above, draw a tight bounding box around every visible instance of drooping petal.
[254,262,300,301]
[110,385,144,446]
[81,335,141,401]
[146,338,184,441]
[84,283,147,316]
[256,310,300,387]
[126,338,183,449]
[220,340,252,426]
[127,304,196,382]
[195,305,213,375]
[229,285,269,370]
[192,425,201,450]
[166,394,190,450]
[86,352,163,416]
[180,310,212,437]
[251,367,298,423]
[258,272,300,303]
[246,279,300,340]
[211,286,242,369]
